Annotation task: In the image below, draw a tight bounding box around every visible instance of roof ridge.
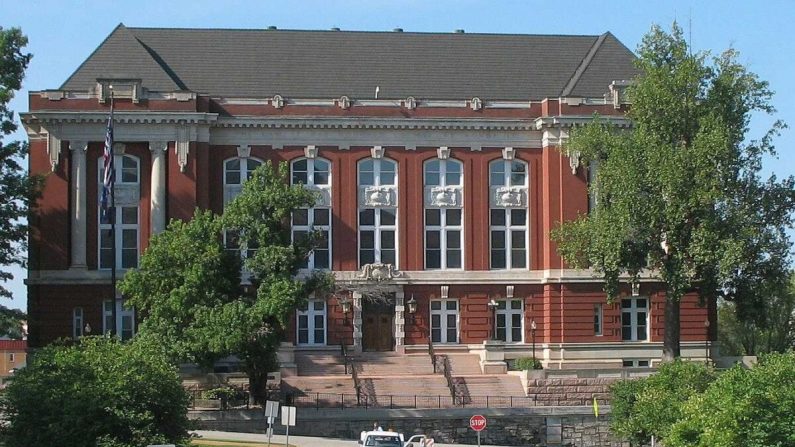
[560,32,609,97]
[60,23,127,90]
[126,26,602,38]
[132,36,188,90]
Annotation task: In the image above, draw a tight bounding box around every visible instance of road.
[193,430,513,447]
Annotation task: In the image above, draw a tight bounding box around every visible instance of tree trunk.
[662,298,681,361]
[248,372,266,406]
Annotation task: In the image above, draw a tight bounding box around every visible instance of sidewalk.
[193,430,513,447]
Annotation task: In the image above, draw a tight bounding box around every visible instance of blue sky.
[4,0,795,311]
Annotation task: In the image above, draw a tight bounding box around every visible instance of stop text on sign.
[469,414,487,432]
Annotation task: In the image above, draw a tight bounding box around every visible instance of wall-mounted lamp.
[339,294,352,326]
[487,298,499,340]
[407,295,418,324]
[84,323,92,336]
[631,281,640,297]
[531,320,537,364]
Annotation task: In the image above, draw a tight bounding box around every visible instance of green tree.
[0,27,41,299]
[609,360,716,445]
[667,352,795,447]
[719,272,795,356]
[552,23,795,360]
[0,336,190,447]
[121,161,332,403]
[0,304,25,338]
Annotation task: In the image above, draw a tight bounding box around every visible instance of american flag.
[100,113,114,223]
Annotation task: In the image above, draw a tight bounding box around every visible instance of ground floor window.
[297,300,326,345]
[496,299,523,342]
[622,359,650,368]
[430,299,458,344]
[72,307,83,339]
[103,299,136,341]
[621,297,648,341]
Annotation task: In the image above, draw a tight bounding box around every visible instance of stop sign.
[469,414,487,432]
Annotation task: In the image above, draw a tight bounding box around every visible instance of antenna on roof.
[267,26,277,30]
[375,86,380,99]
[454,29,465,33]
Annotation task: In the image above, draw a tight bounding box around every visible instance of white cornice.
[21,111,218,126]
[534,115,632,129]
[215,116,536,131]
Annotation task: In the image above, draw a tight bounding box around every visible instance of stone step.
[295,352,348,376]
[353,353,435,376]
[443,353,483,375]
[454,375,527,398]
[281,376,355,395]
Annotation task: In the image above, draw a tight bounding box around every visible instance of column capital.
[69,140,88,152]
[149,141,169,153]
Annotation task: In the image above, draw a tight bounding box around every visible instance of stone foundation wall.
[528,378,618,406]
[191,407,625,446]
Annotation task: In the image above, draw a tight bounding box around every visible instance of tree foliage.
[0,304,25,338]
[666,352,795,447]
[609,360,716,445]
[552,23,795,359]
[0,336,190,447]
[0,27,41,299]
[121,161,333,401]
[719,272,795,356]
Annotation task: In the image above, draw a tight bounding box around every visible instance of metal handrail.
[427,336,437,374]
[441,355,457,404]
[350,357,362,405]
[340,340,348,374]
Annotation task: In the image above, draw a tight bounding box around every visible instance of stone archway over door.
[362,299,394,351]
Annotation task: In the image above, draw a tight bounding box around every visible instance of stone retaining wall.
[528,378,618,406]
[191,407,625,446]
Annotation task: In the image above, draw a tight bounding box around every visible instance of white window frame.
[489,159,529,270]
[103,299,136,341]
[424,159,463,270]
[72,307,83,339]
[594,303,603,336]
[296,299,327,346]
[8,353,14,363]
[496,299,524,343]
[358,158,398,268]
[430,299,459,344]
[291,157,332,270]
[622,359,650,368]
[98,155,140,270]
[621,297,649,342]
[223,157,263,206]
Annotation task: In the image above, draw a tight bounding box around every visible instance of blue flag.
[100,114,114,223]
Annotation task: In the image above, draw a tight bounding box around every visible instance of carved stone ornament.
[506,285,514,299]
[237,145,251,158]
[364,186,394,207]
[470,97,483,111]
[441,285,449,300]
[437,146,451,160]
[272,94,284,109]
[405,96,417,110]
[502,146,515,160]
[338,95,351,109]
[495,187,525,208]
[358,263,403,281]
[370,145,385,159]
[304,145,318,159]
[567,149,581,174]
[112,142,126,155]
[47,130,61,172]
[307,185,332,207]
[176,125,190,172]
[429,186,459,207]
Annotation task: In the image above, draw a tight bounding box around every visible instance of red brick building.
[23,25,715,368]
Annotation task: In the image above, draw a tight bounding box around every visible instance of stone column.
[69,140,88,269]
[149,141,168,234]
[394,290,405,352]
[352,291,363,353]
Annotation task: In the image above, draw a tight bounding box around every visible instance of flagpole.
[109,87,117,338]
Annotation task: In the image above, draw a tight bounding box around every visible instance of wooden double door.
[362,300,395,352]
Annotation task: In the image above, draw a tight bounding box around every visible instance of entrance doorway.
[362,299,395,351]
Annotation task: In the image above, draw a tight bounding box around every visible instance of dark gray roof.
[61,24,638,100]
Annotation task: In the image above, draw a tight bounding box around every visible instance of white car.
[358,431,434,447]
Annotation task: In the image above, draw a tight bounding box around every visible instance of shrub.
[667,352,795,447]
[609,360,716,445]
[0,336,190,447]
[514,357,542,371]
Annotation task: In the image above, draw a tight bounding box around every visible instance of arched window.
[72,307,84,339]
[424,159,463,269]
[489,159,529,269]
[291,157,332,270]
[98,154,140,270]
[358,158,398,267]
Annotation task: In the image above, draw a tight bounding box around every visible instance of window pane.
[121,207,137,224]
[446,250,461,268]
[313,159,329,172]
[314,314,324,328]
[638,312,647,327]
[490,209,505,226]
[100,229,113,248]
[496,328,507,341]
[426,250,441,269]
[359,159,374,172]
[510,209,526,226]
[426,230,440,249]
[314,208,330,226]
[380,231,395,249]
[489,162,505,186]
[511,250,526,268]
[360,231,374,249]
[314,250,329,269]
[622,300,632,309]
[447,230,461,248]
[380,209,396,226]
[637,299,647,309]
[491,251,506,269]
[380,249,395,265]
[121,167,137,183]
[380,172,395,185]
[358,172,374,185]
[511,231,526,248]
[431,329,441,343]
[292,159,307,172]
[511,327,522,342]
[446,301,457,310]
[426,160,440,173]
[359,209,375,226]
[446,314,456,327]
[226,171,241,185]
[313,301,325,311]
[425,209,441,226]
[511,314,522,328]
[425,172,440,186]
[445,172,460,185]
[497,314,506,326]
[247,159,261,171]
[431,301,442,310]
[298,330,308,344]
[381,159,396,173]
[446,328,457,343]
[122,248,137,268]
[446,209,462,226]
[122,229,137,248]
[510,162,526,186]
[622,327,632,341]
[637,326,647,341]
[622,311,631,326]
[491,230,505,248]
[314,329,325,344]
[292,172,308,184]
[293,209,309,226]
[360,250,374,266]
[313,171,329,185]
[511,300,522,310]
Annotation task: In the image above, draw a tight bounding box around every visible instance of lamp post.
[531,320,537,364]
[407,294,417,325]
[339,294,352,326]
[487,298,499,341]
[704,318,710,365]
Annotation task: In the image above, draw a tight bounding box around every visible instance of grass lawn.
[192,439,296,447]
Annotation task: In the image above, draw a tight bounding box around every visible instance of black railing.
[340,340,349,374]
[285,392,540,410]
[427,336,437,374]
[441,355,458,404]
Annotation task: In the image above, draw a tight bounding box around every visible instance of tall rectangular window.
[358,158,398,267]
[296,299,326,345]
[496,299,524,342]
[72,307,83,339]
[424,159,463,270]
[292,158,332,270]
[489,159,529,270]
[103,299,136,341]
[594,303,603,336]
[430,299,459,344]
[621,298,648,341]
[98,155,140,270]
